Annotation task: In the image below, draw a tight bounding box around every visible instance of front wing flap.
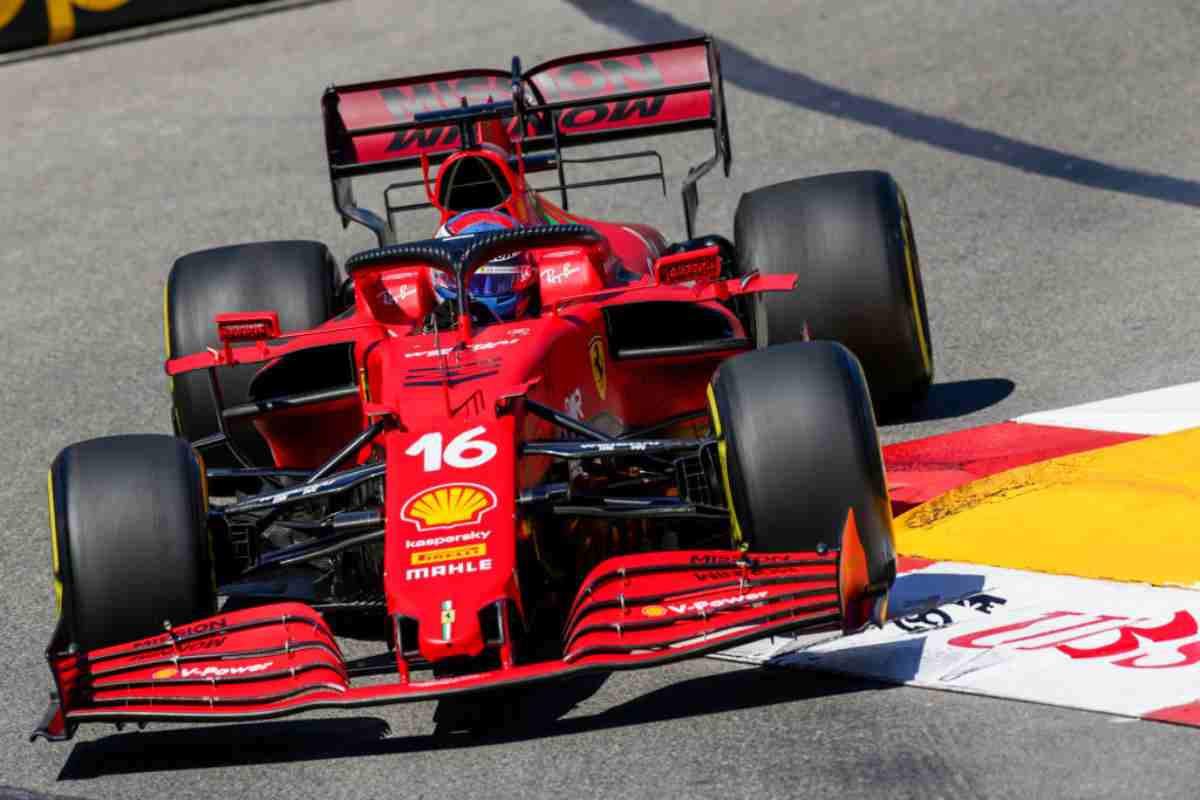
[34,514,877,740]
[562,549,844,664]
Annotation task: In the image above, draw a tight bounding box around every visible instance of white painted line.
[1015,381,1200,435]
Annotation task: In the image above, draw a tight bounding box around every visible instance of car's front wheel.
[48,434,215,652]
[707,341,896,593]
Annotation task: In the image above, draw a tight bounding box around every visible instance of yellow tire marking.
[707,383,745,548]
[162,280,172,358]
[897,189,932,377]
[46,469,63,614]
[896,426,1200,588]
[162,279,176,395]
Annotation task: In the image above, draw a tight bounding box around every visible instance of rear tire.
[707,341,895,589]
[48,434,215,652]
[733,170,933,418]
[165,241,339,475]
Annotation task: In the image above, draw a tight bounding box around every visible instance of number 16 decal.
[405,426,497,472]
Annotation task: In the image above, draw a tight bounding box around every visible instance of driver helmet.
[433,210,537,322]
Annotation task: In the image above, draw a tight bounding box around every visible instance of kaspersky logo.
[401,483,497,532]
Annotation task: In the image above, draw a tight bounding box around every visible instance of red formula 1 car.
[33,37,933,741]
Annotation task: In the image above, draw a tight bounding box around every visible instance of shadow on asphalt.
[564,0,1200,209]
[887,378,1016,425]
[56,667,889,779]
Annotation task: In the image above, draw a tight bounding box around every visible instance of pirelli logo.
[410,543,486,566]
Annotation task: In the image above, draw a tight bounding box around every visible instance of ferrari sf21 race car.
[33,36,933,741]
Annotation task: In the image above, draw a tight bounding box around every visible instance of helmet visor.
[433,259,530,298]
[469,264,524,297]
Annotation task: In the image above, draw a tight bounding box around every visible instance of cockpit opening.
[437,154,513,212]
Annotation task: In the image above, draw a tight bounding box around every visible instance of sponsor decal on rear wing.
[325,37,728,171]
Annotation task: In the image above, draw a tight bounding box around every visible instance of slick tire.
[707,341,896,589]
[165,241,339,481]
[733,170,933,419]
[48,434,215,653]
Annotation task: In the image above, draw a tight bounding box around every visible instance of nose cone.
[382,416,520,663]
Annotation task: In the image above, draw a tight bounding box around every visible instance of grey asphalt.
[3,0,1199,797]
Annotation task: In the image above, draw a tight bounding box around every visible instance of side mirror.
[653,246,721,285]
[215,311,281,356]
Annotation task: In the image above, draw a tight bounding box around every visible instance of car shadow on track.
[886,378,1016,424]
[56,667,892,779]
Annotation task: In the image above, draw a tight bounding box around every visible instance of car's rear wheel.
[707,341,896,591]
[165,241,339,478]
[48,434,215,653]
[733,170,933,418]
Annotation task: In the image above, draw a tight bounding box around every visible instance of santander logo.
[948,610,1200,670]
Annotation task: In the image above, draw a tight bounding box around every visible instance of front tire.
[48,434,215,652]
[734,170,933,418]
[707,341,895,590]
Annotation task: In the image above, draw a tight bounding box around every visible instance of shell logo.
[642,606,668,618]
[151,667,178,679]
[401,483,498,532]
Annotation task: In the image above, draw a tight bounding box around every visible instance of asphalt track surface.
[3,1,1199,797]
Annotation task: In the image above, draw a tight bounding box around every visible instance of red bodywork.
[33,38,881,741]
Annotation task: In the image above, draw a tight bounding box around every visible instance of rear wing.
[322,37,731,242]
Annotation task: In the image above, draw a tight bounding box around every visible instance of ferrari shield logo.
[589,336,607,400]
[440,600,455,639]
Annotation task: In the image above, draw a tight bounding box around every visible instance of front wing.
[33,514,877,741]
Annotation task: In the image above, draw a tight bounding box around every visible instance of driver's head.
[433,210,537,322]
